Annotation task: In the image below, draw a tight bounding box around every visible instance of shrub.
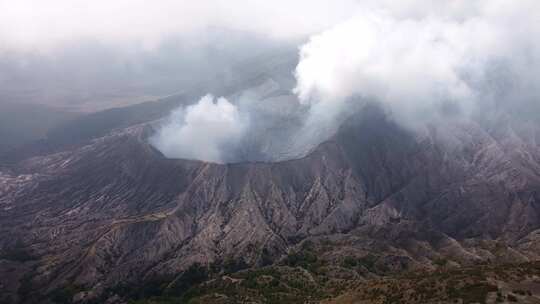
[507,294,518,302]
[166,263,208,297]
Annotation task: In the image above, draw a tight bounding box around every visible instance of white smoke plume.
[150,94,248,163]
[294,0,540,129]
[152,0,540,163]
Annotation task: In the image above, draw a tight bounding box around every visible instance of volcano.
[1,53,540,304]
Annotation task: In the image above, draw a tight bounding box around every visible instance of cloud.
[294,0,540,129]
[150,0,540,163]
[0,0,362,53]
[0,0,360,110]
[150,94,248,163]
[4,0,539,163]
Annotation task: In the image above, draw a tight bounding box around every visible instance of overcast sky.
[0,0,499,53]
[0,0,359,110]
[0,0,538,112]
[0,0,365,52]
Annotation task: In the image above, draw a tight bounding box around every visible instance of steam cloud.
[152,0,540,163]
[294,0,540,129]
[150,95,247,163]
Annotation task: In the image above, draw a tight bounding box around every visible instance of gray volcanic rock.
[1,104,540,303]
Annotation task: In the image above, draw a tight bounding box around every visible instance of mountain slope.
[1,103,540,303]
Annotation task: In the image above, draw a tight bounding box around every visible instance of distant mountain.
[0,102,78,155]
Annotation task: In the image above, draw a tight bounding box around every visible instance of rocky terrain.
[1,53,540,303]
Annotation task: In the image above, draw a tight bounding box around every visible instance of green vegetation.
[433,258,448,267]
[106,263,209,304]
[507,294,518,302]
[49,285,84,304]
[0,241,37,262]
[34,251,540,304]
[282,244,326,274]
[166,263,209,297]
[448,282,498,304]
[340,254,378,272]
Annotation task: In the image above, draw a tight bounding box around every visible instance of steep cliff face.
[1,105,540,303]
